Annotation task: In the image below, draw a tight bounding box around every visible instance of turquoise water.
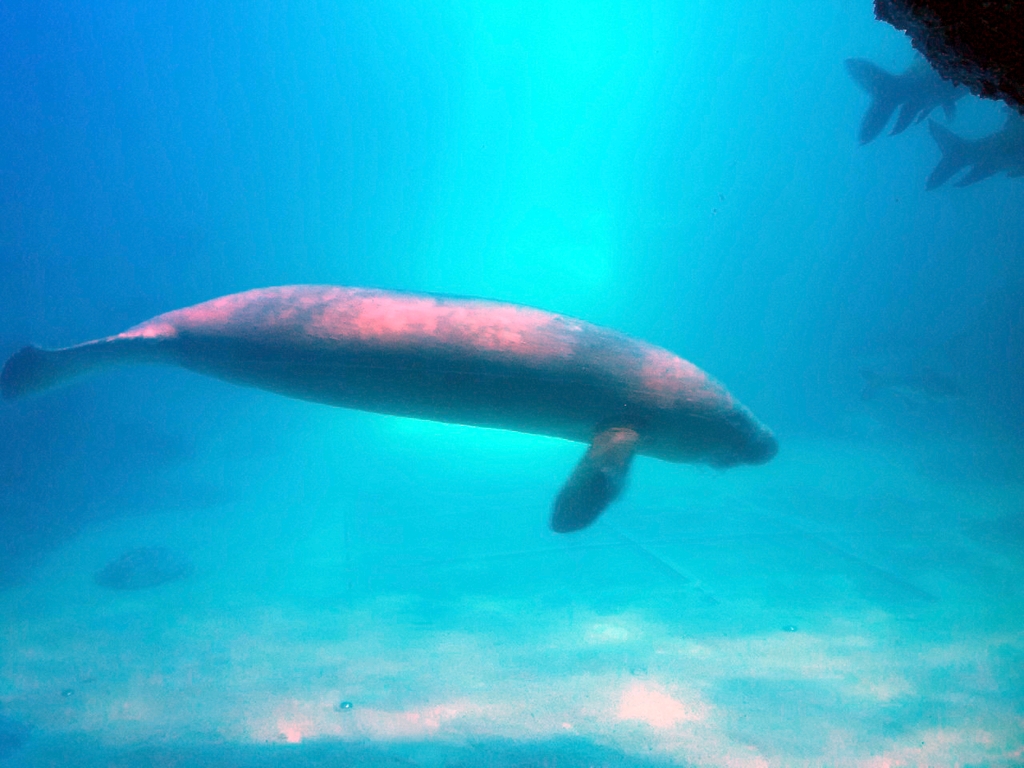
[2,2,1023,766]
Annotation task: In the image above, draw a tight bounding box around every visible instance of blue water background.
[1,1,1023,764]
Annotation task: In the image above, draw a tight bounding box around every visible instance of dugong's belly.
[168,328,659,446]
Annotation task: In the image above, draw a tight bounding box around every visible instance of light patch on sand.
[659,630,870,689]
[276,713,313,744]
[356,702,473,739]
[249,695,496,744]
[541,611,646,651]
[859,727,1000,768]
[617,681,706,728]
[846,676,914,702]
[585,622,633,644]
[107,698,153,723]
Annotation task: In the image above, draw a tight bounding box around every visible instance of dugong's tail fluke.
[1,342,119,400]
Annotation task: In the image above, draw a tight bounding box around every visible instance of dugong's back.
[1,286,776,467]
[148,286,622,432]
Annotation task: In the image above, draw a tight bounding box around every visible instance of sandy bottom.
[1,410,1023,767]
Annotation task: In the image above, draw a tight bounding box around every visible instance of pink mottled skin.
[3,286,777,467]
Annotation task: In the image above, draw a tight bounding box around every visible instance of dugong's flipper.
[550,427,640,533]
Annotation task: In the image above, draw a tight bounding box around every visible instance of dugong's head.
[653,398,778,469]
[633,345,778,467]
[698,402,779,468]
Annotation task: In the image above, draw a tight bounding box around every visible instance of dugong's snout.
[745,427,779,465]
[705,414,778,468]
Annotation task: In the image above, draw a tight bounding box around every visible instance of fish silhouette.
[926,112,1024,189]
[845,57,964,144]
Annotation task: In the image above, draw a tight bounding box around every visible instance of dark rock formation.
[875,0,1024,115]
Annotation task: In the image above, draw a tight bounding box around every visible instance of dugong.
[1,286,777,531]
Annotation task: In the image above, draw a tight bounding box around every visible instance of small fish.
[860,368,962,404]
[926,112,1024,189]
[94,547,193,590]
[845,57,964,144]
